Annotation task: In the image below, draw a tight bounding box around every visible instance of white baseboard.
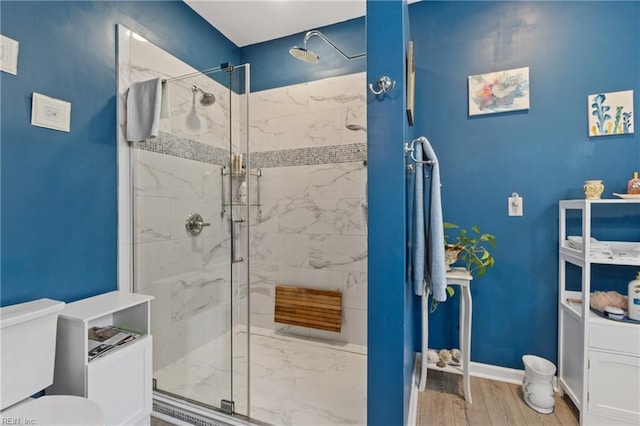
[469,361,525,385]
[469,361,559,391]
[407,354,420,426]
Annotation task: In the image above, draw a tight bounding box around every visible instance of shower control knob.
[185,213,211,236]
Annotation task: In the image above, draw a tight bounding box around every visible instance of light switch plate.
[509,194,523,216]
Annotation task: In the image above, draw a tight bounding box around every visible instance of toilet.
[1,298,104,425]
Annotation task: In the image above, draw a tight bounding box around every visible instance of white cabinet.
[558,199,640,425]
[587,350,640,422]
[47,291,154,426]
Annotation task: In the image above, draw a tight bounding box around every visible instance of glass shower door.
[225,63,251,417]
[129,54,250,415]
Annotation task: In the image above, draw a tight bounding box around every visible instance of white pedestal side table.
[427,267,473,403]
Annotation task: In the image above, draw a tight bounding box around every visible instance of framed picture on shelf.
[406,40,415,126]
[31,92,71,132]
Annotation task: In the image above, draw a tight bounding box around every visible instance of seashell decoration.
[426,349,440,364]
[438,349,452,363]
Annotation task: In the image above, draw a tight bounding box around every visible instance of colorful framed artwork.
[588,90,634,137]
[468,67,530,116]
[406,40,415,126]
[0,34,19,75]
[31,92,71,132]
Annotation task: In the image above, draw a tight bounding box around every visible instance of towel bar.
[405,136,436,166]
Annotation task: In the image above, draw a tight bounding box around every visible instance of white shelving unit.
[47,291,154,426]
[558,199,640,425]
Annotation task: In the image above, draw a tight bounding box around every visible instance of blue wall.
[240,17,365,92]
[367,1,416,424]
[0,1,238,306]
[3,0,638,422]
[410,1,640,369]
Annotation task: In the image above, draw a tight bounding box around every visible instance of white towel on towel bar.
[126,78,163,142]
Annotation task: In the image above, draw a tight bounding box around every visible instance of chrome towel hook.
[368,75,396,96]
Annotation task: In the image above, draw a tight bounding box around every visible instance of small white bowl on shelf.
[603,306,625,320]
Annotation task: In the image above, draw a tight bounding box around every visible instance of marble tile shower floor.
[154,328,367,426]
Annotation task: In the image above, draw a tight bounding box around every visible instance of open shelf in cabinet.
[558,199,640,425]
[48,291,154,425]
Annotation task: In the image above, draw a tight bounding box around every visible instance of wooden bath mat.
[274,285,342,332]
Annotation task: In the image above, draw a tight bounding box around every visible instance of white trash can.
[522,355,556,414]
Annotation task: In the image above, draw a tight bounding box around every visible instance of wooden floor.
[151,416,174,426]
[153,372,580,426]
[418,370,580,426]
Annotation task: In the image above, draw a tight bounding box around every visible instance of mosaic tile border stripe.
[251,143,367,168]
[135,131,229,166]
[134,131,367,168]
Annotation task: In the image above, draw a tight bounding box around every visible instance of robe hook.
[368,75,396,96]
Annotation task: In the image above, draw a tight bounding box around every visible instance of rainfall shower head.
[191,85,216,106]
[289,46,319,64]
[289,30,365,64]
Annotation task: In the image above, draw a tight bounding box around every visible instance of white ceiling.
[184,1,417,48]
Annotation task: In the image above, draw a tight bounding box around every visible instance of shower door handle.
[231,217,246,263]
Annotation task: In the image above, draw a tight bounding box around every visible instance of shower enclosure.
[119,25,367,426]
[120,27,252,416]
[134,64,253,415]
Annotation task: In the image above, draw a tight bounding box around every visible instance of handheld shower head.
[191,85,216,106]
[289,30,365,64]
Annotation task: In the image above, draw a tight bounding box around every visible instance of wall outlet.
[508,193,523,216]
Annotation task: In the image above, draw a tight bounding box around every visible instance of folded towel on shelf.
[126,78,163,142]
[567,236,609,247]
[566,236,640,260]
[566,236,612,254]
[612,247,640,259]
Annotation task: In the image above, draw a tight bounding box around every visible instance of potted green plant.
[444,222,496,278]
[431,223,496,312]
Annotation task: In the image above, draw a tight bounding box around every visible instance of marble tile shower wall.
[133,149,234,370]
[133,70,368,370]
[248,72,368,346]
[129,64,240,370]
[130,64,240,152]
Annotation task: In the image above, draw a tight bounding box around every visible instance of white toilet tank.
[0,298,65,410]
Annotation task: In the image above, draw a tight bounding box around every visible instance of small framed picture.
[0,34,19,75]
[31,93,71,132]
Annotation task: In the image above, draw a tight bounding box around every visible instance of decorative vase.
[522,355,556,414]
[583,180,604,199]
[627,172,640,195]
[444,244,462,271]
